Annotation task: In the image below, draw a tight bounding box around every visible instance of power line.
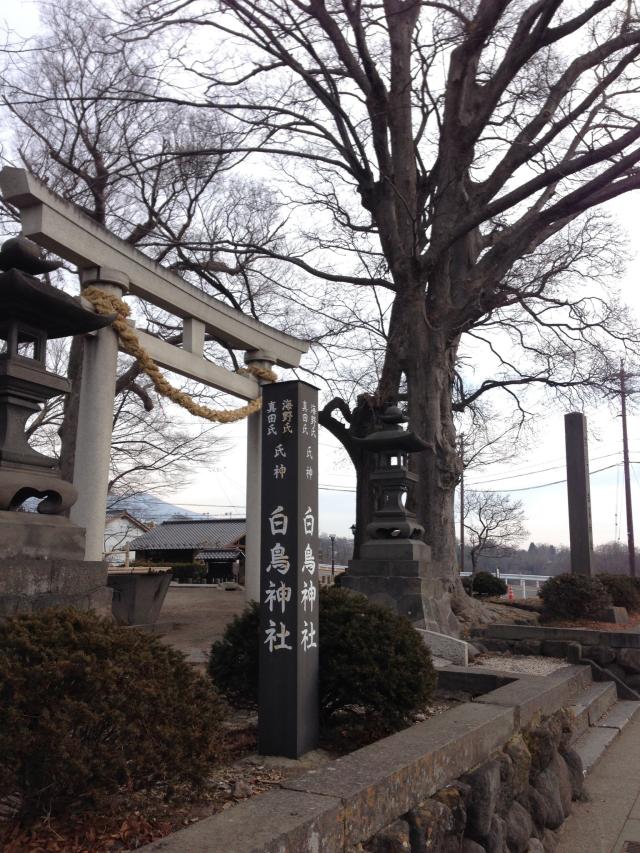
[475,461,640,493]
[467,450,628,486]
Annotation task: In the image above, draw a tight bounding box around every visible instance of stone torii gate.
[0,167,309,601]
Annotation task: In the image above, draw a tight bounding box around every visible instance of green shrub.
[461,575,473,595]
[597,574,640,611]
[318,587,436,734]
[209,601,260,707]
[472,572,507,597]
[0,608,225,821]
[209,587,436,739]
[169,562,206,582]
[539,573,612,620]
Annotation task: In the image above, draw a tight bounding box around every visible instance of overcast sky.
[3,3,640,548]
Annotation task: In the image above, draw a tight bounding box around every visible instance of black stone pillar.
[259,380,319,757]
[564,412,593,576]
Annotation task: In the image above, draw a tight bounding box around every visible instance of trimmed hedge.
[209,587,436,738]
[0,609,225,821]
[597,574,640,611]
[169,562,207,582]
[539,573,612,620]
[471,572,507,597]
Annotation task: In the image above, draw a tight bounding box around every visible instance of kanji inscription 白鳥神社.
[259,381,319,758]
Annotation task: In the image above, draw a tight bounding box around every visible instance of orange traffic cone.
[507,584,514,601]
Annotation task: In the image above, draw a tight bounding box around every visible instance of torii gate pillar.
[70,268,129,560]
[244,350,277,602]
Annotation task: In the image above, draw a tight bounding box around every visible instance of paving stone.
[612,818,640,853]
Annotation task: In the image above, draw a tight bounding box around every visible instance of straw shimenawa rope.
[82,286,277,424]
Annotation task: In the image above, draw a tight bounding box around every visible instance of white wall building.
[104,512,149,565]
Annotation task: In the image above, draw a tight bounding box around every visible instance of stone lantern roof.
[0,267,114,339]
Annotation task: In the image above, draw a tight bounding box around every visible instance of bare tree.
[8,0,640,629]
[464,490,529,573]
[114,0,640,627]
[0,0,298,497]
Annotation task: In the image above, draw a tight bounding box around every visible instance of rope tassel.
[82,287,276,423]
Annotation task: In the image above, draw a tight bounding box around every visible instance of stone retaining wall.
[364,708,582,853]
[473,624,640,693]
[142,666,591,853]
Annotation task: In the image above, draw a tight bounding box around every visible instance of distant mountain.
[106,493,200,524]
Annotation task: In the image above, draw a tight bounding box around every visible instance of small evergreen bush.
[0,609,225,821]
[209,601,260,707]
[597,574,640,611]
[472,571,507,597]
[461,575,473,595]
[209,587,436,738]
[539,573,612,620]
[169,562,206,582]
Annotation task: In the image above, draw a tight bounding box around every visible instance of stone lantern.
[341,404,432,623]
[0,237,114,617]
[351,404,428,548]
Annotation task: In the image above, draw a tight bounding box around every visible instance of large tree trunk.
[319,395,380,559]
[376,283,482,633]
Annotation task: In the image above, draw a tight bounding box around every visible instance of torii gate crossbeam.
[0,168,309,600]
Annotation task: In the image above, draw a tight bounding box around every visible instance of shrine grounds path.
[157,585,246,660]
[558,709,640,852]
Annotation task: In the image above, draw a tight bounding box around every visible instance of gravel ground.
[472,654,570,675]
[158,586,247,656]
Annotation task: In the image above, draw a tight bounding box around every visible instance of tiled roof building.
[131,518,246,583]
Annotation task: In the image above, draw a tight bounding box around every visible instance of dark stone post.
[564,412,593,576]
[259,380,319,758]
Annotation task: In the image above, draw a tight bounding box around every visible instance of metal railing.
[460,570,552,599]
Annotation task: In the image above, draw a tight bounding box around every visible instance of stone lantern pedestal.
[0,243,114,618]
[341,406,432,624]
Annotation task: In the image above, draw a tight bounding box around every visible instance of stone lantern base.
[0,511,112,619]
[342,539,431,625]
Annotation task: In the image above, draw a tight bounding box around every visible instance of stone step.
[595,700,640,733]
[569,681,618,741]
[572,698,640,775]
[573,724,620,774]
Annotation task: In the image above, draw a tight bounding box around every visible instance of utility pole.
[459,433,465,573]
[620,364,636,577]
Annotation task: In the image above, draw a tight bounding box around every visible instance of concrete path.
[558,709,640,852]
